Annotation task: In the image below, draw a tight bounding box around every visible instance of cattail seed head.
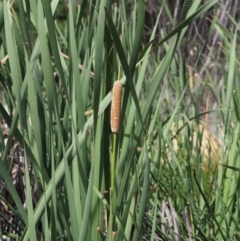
[111,80,122,133]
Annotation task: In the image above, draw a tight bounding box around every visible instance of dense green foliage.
[0,0,239,240]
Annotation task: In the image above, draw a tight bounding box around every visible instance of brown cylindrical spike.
[111,80,122,133]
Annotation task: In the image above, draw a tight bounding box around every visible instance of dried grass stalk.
[111,80,122,133]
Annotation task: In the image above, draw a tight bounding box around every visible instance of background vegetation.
[0,0,240,240]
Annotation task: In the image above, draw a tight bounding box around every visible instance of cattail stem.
[109,133,117,240]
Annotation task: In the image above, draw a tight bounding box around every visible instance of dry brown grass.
[168,120,222,173]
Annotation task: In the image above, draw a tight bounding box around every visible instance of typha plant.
[109,80,123,239]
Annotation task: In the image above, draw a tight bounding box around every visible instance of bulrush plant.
[109,80,123,239]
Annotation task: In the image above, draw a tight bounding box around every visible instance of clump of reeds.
[170,120,221,172]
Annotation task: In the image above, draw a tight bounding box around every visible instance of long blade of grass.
[4,0,23,121]
[105,7,143,126]
[224,29,237,131]
[132,146,150,241]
